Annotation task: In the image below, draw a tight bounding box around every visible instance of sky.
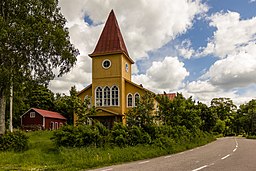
[49,0,256,106]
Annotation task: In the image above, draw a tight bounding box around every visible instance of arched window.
[104,86,110,106]
[134,93,140,107]
[127,94,133,107]
[112,86,119,106]
[95,87,102,106]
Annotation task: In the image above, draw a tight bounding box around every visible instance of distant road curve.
[89,137,256,171]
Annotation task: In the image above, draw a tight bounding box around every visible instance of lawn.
[0,131,215,170]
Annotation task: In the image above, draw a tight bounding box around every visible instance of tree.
[54,86,94,125]
[126,92,155,128]
[197,102,217,132]
[210,98,237,135]
[237,99,256,135]
[0,0,79,134]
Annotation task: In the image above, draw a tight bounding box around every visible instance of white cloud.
[49,0,208,94]
[181,80,254,106]
[132,56,189,93]
[199,11,256,58]
[203,43,256,89]
[176,39,195,59]
[195,11,256,90]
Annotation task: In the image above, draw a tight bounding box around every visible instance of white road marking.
[233,148,237,152]
[101,168,113,171]
[192,165,208,171]
[209,163,215,166]
[189,149,194,152]
[138,161,150,164]
[221,154,230,160]
[164,155,172,159]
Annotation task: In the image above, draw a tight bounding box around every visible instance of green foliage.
[0,0,79,134]
[0,131,28,152]
[210,98,237,135]
[127,92,155,128]
[157,93,202,130]
[0,129,215,170]
[236,99,256,135]
[52,125,100,147]
[110,123,129,147]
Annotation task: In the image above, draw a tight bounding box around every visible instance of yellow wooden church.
[74,10,155,128]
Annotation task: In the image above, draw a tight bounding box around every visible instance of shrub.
[0,131,29,152]
[128,126,151,146]
[110,123,129,147]
[153,135,174,150]
[52,125,101,147]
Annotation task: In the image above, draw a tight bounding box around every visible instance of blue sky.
[52,0,256,105]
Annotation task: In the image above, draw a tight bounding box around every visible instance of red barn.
[21,108,67,130]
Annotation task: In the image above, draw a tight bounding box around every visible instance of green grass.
[0,131,215,170]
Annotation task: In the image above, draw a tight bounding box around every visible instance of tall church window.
[127,94,133,107]
[104,86,111,106]
[95,87,103,106]
[134,93,140,107]
[112,86,119,106]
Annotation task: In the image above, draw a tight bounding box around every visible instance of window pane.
[104,87,110,106]
[128,94,133,107]
[112,86,119,106]
[96,87,102,106]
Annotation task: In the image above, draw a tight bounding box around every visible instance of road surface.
[89,137,256,171]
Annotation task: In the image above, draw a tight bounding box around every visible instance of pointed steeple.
[89,10,134,63]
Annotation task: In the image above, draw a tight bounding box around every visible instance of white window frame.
[103,86,111,106]
[111,85,119,106]
[30,112,35,118]
[102,59,111,69]
[95,86,103,107]
[127,93,133,107]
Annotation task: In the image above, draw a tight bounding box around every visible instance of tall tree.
[0,0,79,134]
[237,99,256,135]
[210,98,237,135]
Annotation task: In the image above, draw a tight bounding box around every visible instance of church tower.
[89,10,134,115]
[76,10,154,128]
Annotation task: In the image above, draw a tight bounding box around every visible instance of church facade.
[74,10,155,128]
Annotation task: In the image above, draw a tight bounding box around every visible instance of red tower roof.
[89,10,133,63]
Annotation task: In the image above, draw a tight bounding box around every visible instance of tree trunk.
[0,89,6,135]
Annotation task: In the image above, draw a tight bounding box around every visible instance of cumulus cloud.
[196,11,256,90]
[181,80,254,106]
[199,11,256,58]
[132,57,189,93]
[175,39,195,59]
[202,43,256,89]
[49,0,207,94]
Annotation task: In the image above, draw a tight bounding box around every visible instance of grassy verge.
[0,131,215,170]
[246,135,256,139]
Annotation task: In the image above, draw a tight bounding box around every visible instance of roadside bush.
[128,126,151,146]
[110,123,129,147]
[153,135,174,150]
[0,131,28,152]
[52,125,101,147]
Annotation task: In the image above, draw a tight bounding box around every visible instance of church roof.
[89,10,134,63]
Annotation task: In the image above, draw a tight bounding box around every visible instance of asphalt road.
[89,137,256,171]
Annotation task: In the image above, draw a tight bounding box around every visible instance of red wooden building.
[21,108,67,130]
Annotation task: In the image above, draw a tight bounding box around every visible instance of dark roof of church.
[89,10,134,63]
